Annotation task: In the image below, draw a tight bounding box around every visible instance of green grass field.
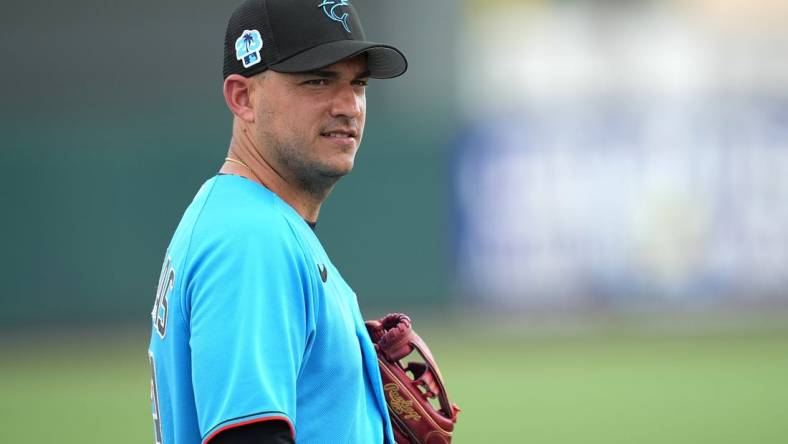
[1,320,787,443]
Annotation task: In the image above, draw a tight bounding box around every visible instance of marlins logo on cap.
[235,29,263,68]
[318,0,352,33]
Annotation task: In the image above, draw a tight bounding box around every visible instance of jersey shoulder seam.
[178,177,220,327]
[280,214,321,349]
[281,214,319,298]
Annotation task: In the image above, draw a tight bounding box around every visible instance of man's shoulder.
[196,175,278,223]
[186,175,304,249]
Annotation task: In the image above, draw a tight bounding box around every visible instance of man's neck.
[221,139,325,224]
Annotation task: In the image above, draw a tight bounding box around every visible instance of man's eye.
[304,79,328,86]
[353,79,369,87]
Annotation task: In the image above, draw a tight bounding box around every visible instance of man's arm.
[187,211,317,443]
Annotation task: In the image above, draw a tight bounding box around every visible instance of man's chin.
[320,169,352,181]
[322,159,355,178]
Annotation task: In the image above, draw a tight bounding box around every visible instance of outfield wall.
[3,0,788,325]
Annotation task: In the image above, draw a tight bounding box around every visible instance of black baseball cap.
[223,0,408,79]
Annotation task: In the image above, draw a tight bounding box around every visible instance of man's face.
[251,56,369,195]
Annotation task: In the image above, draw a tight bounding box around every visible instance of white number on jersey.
[152,256,175,339]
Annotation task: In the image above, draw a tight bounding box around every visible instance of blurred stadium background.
[2,0,787,442]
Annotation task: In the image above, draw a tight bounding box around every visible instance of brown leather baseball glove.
[365,313,460,444]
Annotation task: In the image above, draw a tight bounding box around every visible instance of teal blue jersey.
[148,175,394,443]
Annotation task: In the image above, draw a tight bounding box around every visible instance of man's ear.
[223,74,256,122]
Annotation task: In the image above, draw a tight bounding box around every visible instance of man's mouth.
[320,129,358,139]
[319,128,359,147]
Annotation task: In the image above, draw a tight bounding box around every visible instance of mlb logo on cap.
[235,29,263,68]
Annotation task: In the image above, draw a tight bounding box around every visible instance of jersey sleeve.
[184,215,318,443]
[209,419,295,444]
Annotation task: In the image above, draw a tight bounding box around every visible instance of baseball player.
[147,0,407,443]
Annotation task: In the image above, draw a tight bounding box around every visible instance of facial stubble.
[257,114,356,201]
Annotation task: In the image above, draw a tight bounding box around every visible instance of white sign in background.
[452,104,788,308]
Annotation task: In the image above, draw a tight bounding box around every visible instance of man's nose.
[329,84,364,118]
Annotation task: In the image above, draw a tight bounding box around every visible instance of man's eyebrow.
[301,70,338,78]
[298,69,372,79]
